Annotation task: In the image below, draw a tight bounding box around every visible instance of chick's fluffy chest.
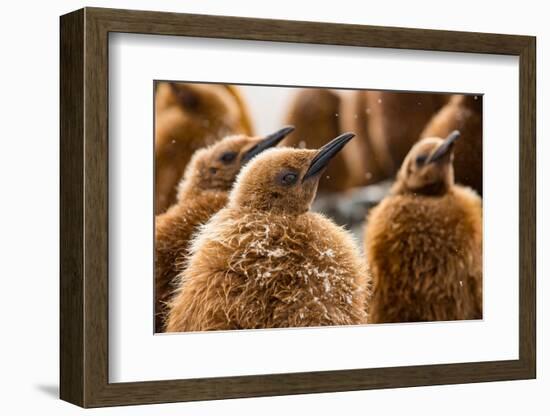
[181,209,369,329]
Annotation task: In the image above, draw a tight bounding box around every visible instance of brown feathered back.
[365,187,482,323]
[155,82,254,214]
[155,192,228,331]
[341,91,450,185]
[339,90,391,186]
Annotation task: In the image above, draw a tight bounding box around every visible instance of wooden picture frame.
[60,7,536,408]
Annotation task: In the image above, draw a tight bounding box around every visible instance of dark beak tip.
[341,132,356,140]
[302,132,356,181]
[447,130,461,143]
[266,125,296,143]
[241,125,296,163]
[281,125,295,135]
[426,130,461,164]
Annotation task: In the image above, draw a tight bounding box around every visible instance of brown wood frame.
[60,7,536,408]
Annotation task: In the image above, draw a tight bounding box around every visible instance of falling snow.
[319,248,335,258]
[323,278,331,293]
[268,248,286,258]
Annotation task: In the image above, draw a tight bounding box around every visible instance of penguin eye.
[219,151,237,164]
[279,171,298,186]
[416,154,428,166]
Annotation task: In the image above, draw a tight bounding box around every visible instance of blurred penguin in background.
[364,131,482,323]
[166,133,370,332]
[421,94,483,195]
[155,127,293,331]
[283,89,354,192]
[155,82,254,214]
[341,91,450,186]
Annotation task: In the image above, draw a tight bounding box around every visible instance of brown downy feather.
[154,82,254,214]
[364,136,482,323]
[155,131,292,331]
[155,192,228,332]
[166,144,370,332]
[421,94,483,195]
[283,89,353,192]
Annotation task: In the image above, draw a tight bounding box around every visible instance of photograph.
[154,81,483,333]
[54,5,538,409]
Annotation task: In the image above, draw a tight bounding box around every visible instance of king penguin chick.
[166,133,370,332]
[364,131,482,323]
[155,82,254,214]
[155,127,294,331]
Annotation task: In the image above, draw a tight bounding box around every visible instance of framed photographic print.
[60,7,536,408]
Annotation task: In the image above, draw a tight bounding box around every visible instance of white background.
[0,0,546,414]
[110,34,518,382]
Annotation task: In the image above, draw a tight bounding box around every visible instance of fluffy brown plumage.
[166,135,370,332]
[421,94,483,195]
[364,132,482,323]
[155,82,253,214]
[155,128,293,331]
[283,89,353,192]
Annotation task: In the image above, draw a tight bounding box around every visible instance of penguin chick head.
[230,133,355,215]
[393,130,460,196]
[178,126,295,197]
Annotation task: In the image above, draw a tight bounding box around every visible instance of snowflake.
[268,248,286,258]
[320,248,335,258]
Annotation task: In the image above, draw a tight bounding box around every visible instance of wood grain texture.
[59,9,84,407]
[83,8,110,406]
[518,38,536,376]
[59,7,537,408]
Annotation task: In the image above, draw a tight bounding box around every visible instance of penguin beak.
[426,130,460,164]
[302,132,355,182]
[241,126,295,163]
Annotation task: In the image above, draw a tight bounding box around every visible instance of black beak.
[426,130,460,164]
[302,132,355,182]
[241,126,295,163]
